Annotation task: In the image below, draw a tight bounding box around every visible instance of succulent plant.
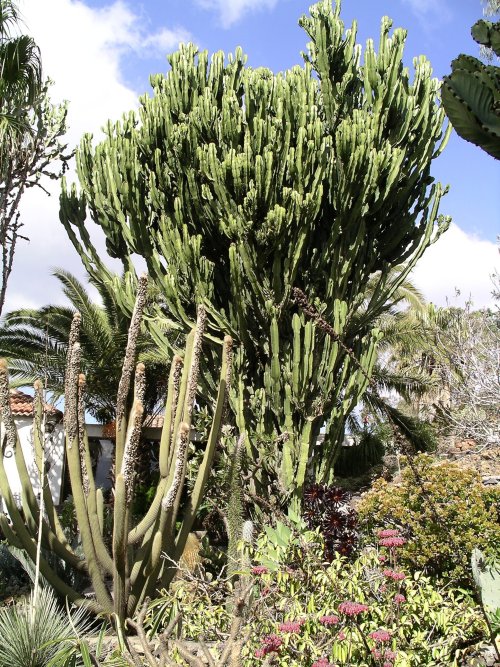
[442,18,500,159]
[0,275,232,626]
[302,484,357,559]
[60,1,450,503]
[471,548,500,613]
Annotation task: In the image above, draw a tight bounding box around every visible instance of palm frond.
[0,267,170,422]
[53,269,114,346]
[0,34,42,107]
[372,364,438,402]
[362,391,437,452]
[0,0,22,35]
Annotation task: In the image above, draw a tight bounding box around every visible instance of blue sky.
[7,0,499,313]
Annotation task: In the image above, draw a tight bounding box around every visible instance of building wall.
[1,422,166,513]
[1,417,65,511]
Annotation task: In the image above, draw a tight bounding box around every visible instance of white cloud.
[4,1,495,323]
[196,0,279,28]
[401,0,453,27]
[3,1,191,316]
[141,27,192,54]
[411,223,498,309]
[19,0,191,144]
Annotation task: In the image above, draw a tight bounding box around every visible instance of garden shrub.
[148,524,487,666]
[334,429,386,477]
[357,454,500,584]
[0,542,30,602]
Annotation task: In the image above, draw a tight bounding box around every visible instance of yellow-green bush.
[357,454,500,584]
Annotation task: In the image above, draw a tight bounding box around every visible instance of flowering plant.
[302,484,358,558]
[149,525,487,666]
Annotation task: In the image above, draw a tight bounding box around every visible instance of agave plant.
[0,586,92,667]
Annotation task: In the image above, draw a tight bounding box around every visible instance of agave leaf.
[471,548,500,613]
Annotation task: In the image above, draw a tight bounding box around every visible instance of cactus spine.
[0,277,232,626]
[60,1,450,501]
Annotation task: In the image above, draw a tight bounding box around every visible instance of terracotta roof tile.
[6,389,62,418]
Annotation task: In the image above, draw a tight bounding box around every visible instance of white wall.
[1,421,166,513]
[1,417,65,511]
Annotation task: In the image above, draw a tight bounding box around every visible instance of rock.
[460,642,500,666]
[482,476,500,486]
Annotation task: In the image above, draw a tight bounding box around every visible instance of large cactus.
[60,1,450,503]
[442,18,500,160]
[0,275,232,624]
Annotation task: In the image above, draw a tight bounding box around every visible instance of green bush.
[0,542,30,601]
[357,454,500,584]
[148,523,487,666]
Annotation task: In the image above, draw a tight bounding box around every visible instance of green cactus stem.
[0,279,232,628]
[442,18,500,159]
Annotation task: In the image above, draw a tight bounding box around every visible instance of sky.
[5,0,499,315]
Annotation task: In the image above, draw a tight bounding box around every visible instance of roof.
[7,389,62,418]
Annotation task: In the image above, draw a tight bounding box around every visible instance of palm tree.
[0,269,170,423]
[0,0,42,144]
[332,272,440,477]
[358,270,440,427]
[355,302,440,451]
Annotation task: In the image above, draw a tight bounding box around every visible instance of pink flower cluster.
[382,568,406,581]
[255,634,282,658]
[378,528,406,548]
[312,659,336,667]
[338,601,369,617]
[372,647,397,664]
[379,536,406,548]
[393,594,406,605]
[369,629,391,643]
[278,619,305,633]
[251,565,269,575]
[377,529,400,538]
[319,615,339,626]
